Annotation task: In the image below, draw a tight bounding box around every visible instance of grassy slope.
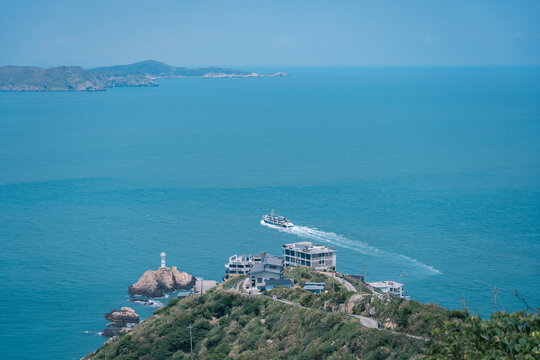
[270,267,466,338]
[87,289,423,360]
[86,268,468,359]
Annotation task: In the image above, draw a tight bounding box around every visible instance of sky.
[1,0,539,67]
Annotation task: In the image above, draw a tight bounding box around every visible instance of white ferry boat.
[262,211,294,228]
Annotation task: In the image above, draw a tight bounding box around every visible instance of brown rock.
[102,326,131,338]
[104,307,139,326]
[102,307,139,338]
[128,266,196,297]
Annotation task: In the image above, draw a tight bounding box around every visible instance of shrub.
[427,310,540,359]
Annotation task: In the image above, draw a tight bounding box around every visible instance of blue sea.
[1,67,539,359]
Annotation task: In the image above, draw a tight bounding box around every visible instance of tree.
[426,310,539,359]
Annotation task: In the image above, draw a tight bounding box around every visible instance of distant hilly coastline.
[0,60,287,92]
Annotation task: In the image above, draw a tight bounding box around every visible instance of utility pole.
[491,286,499,313]
[296,253,301,285]
[187,324,193,355]
[363,264,367,283]
[400,271,408,297]
[332,269,335,292]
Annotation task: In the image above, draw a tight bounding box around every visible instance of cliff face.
[128,266,196,297]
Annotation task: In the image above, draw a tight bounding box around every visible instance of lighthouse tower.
[160,252,167,268]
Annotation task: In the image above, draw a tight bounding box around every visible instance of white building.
[282,241,336,270]
[368,281,409,299]
[224,252,267,278]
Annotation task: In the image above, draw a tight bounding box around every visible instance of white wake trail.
[261,220,441,275]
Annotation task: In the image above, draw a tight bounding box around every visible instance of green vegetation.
[274,267,460,338]
[426,310,540,359]
[220,275,247,290]
[349,295,466,338]
[341,274,372,293]
[87,290,423,360]
[283,266,347,292]
[86,267,538,359]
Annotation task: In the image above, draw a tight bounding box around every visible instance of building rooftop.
[250,263,282,274]
[264,255,284,267]
[249,254,283,274]
[369,281,403,288]
[265,278,293,286]
[282,241,336,253]
[303,282,325,291]
[177,290,192,298]
[228,254,251,263]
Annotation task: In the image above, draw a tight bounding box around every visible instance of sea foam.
[261,220,441,275]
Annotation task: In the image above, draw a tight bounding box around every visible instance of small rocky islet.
[102,307,139,338]
[128,266,196,298]
[101,265,196,337]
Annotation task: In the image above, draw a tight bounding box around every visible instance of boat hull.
[263,219,294,227]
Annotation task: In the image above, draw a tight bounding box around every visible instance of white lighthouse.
[160,252,167,268]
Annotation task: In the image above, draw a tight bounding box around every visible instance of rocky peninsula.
[128,266,196,298]
[0,60,287,92]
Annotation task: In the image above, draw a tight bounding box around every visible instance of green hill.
[93,60,178,77]
[0,60,275,92]
[84,268,538,359]
[85,289,424,360]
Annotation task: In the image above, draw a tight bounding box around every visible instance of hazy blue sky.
[1,0,539,67]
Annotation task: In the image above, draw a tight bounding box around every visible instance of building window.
[306,261,311,266]
[301,260,305,265]
[257,278,262,283]
[306,254,311,260]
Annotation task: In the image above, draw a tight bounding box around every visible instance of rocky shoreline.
[97,264,196,338]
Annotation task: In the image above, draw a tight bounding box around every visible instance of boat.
[262,211,294,227]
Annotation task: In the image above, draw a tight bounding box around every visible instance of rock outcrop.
[105,307,140,326]
[128,266,196,297]
[102,307,139,338]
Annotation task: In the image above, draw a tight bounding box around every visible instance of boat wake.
[260,220,441,275]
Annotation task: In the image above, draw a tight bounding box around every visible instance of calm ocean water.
[1,67,539,359]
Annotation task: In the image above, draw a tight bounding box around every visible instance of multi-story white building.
[282,241,336,270]
[224,252,267,278]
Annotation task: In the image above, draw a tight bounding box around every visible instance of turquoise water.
[1,67,539,359]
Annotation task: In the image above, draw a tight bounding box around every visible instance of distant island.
[0,60,287,92]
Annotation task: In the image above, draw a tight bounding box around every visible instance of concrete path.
[224,276,427,341]
[273,297,378,329]
[269,293,427,340]
[317,271,358,293]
